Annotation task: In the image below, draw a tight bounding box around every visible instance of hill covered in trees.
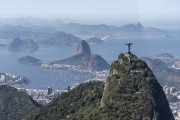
[29,53,174,120]
[0,85,40,120]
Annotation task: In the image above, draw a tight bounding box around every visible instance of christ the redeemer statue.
[125,42,133,54]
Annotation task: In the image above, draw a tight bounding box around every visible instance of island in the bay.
[8,37,38,52]
[18,40,110,72]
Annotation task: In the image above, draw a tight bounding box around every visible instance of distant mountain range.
[0,17,169,41]
[53,22,168,39]
[141,56,180,90]
[36,31,81,46]
[155,53,175,59]
[86,37,103,44]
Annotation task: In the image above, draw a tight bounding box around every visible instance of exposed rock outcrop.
[76,40,91,55]
[52,40,109,71]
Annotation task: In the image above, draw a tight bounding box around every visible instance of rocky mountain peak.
[76,40,91,55]
[51,39,109,71]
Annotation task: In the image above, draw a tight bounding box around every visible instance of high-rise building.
[67,86,70,92]
[48,87,52,95]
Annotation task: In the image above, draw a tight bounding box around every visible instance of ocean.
[0,37,180,89]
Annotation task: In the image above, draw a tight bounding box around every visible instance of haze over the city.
[0,0,180,28]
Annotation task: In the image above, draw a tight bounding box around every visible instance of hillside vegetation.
[29,53,174,120]
[0,85,40,120]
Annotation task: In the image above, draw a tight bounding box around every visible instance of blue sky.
[0,0,180,25]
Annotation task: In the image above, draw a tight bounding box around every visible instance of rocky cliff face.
[29,53,174,120]
[76,40,91,55]
[52,40,109,71]
[0,85,40,120]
